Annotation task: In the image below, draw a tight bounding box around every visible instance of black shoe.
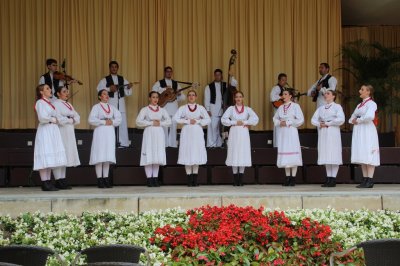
[326,178,336,187]
[282,177,291,186]
[103,178,112,188]
[321,177,330,187]
[192,174,199,187]
[187,174,193,187]
[289,176,296,186]
[364,178,374,188]
[147,178,153,187]
[97,178,105,188]
[233,174,239,186]
[238,173,244,186]
[153,178,160,187]
[55,179,72,190]
[356,177,368,188]
[42,181,58,191]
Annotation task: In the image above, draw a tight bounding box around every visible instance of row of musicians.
[39,60,337,150]
[33,80,379,191]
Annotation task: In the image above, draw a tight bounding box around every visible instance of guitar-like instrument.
[158,82,199,107]
[272,91,307,108]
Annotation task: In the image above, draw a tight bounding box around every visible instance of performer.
[204,69,237,147]
[38,59,65,100]
[152,66,186,147]
[221,91,259,186]
[96,61,133,148]
[349,85,380,188]
[136,91,171,187]
[53,87,81,189]
[273,89,304,186]
[270,73,288,148]
[33,84,67,191]
[311,90,345,187]
[307,63,337,108]
[174,90,211,187]
[88,89,122,188]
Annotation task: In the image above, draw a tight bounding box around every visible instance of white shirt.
[96,75,132,113]
[204,77,238,116]
[307,74,337,108]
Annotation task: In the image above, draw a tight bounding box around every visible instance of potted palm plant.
[341,40,400,141]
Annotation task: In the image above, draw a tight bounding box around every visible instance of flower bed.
[0,207,399,265]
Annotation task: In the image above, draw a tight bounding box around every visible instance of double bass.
[224,49,238,107]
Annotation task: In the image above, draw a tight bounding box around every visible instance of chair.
[330,238,400,266]
[72,244,150,266]
[0,245,65,266]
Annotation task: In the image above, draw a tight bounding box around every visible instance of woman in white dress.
[311,90,345,187]
[136,91,171,187]
[33,84,67,191]
[349,84,380,188]
[174,89,211,187]
[52,87,81,189]
[88,89,122,188]
[221,91,259,186]
[273,89,304,186]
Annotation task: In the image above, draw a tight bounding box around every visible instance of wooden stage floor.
[0,184,399,216]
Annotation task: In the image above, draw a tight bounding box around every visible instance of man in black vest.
[204,69,237,147]
[307,63,337,108]
[96,61,133,148]
[151,66,186,148]
[39,58,64,101]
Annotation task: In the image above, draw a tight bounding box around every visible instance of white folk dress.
[53,99,81,167]
[221,105,259,167]
[136,105,171,166]
[174,104,211,165]
[349,98,380,166]
[273,102,304,168]
[88,102,122,165]
[311,102,345,165]
[33,99,67,170]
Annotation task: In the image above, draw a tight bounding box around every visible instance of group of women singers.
[33,82,379,191]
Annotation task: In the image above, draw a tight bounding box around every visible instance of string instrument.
[272,90,307,108]
[226,49,238,107]
[53,71,83,85]
[109,82,140,92]
[158,82,200,107]
[66,90,80,102]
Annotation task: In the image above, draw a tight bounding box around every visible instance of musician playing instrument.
[39,59,65,101]
[39,59,80,101]
[307,63,337,108]
[152,66,186,148]
[204,69,237,147]
[270,73,288,147]
[96,61,133,148]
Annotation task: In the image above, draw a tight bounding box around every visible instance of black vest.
[277,84,284,95]
[42,72,60,93]
[320,75,332,89]
[159,79,178,91]
[209,82,227,104]
[105,75,125,98]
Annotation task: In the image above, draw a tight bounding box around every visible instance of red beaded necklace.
[41,98,55,110]
[188,104,197,112]
[148,105,160,112]
[100,103,111,114]
[235,105,244,114]
[358,98,372,109]
[283,103,291,114]
[62,101,73,111]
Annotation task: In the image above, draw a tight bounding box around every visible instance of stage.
[0,184,399,216]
